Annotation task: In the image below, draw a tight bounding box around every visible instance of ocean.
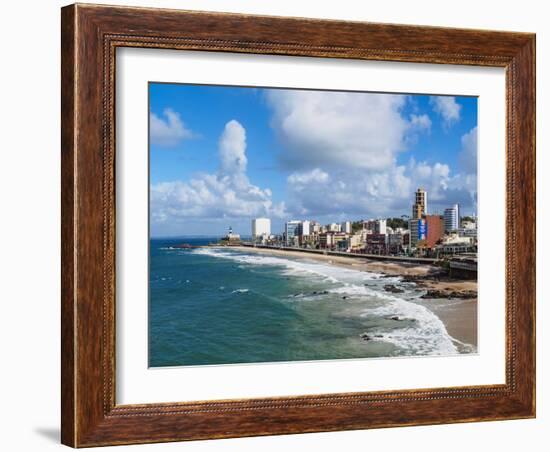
[149,237,473,367]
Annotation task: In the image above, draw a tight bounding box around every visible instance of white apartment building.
[444,204,460,231]
[251,218,271,239]
[300,220,311,236]
[341,221,352,234]
[374,219,387,235]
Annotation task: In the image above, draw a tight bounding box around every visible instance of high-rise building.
[425,214,445,248]
[409,218,427,247]
[341,221,352,234]
[444,204,460,232]
[412,188,427,219]
[364,219,386,234]
[285,220,301,246]
[374,219,386,235]
[300,220,311,236]
[251,218,271,239]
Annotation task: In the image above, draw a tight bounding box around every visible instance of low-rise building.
[365,233,387,254]
[388,232,405,254]
[457,227,478,239]
[438,234,475,255]
[319,231,347,250]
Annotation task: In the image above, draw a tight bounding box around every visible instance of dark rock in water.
[384,284,404,294]
[389,316,401,321]
[421,289,477,299]
[451,290,477,299]
[342,296,348,300]
[321,290,329,295]
[360,332,384,341]
[420,289,446,299]
[173,243,195,249]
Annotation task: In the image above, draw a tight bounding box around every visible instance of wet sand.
[420,298,477,347]
[227,245,477,348]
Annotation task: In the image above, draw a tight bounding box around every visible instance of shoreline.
[225,245,478,349]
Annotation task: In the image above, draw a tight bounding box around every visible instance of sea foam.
[360,294,458,356]
[193,247,460,356]
[192,247,384,284]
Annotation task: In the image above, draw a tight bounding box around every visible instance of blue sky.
[149,83,477,237]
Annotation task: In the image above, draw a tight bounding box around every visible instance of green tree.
[351,221,363,233]
[386,217,407,230]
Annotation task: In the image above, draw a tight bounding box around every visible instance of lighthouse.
[222,226,241,244]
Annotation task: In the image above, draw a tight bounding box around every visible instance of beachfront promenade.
[239,243,439,265]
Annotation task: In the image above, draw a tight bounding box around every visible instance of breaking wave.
[192,247,462,356]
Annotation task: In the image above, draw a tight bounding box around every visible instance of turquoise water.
[149,238,468,367]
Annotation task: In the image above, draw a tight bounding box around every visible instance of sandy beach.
[228,245,478,348]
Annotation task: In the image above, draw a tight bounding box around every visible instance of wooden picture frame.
[61,3,536,447]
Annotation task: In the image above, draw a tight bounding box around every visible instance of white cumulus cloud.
[265,90,410,171]
[287,168,330,186]
[429,96,461,126]
[409,113,432,131]
[263,89,474,220]
[150,120,286,232]
[219,120,247,174]
[150,108,194,147]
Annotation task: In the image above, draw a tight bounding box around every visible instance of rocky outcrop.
[420,289,477,299]
[384,284,404,294]
[360,333,384,341]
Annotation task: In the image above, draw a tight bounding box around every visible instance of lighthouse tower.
[223,226,241,244]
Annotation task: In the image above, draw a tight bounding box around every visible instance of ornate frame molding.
[61,4,535,447]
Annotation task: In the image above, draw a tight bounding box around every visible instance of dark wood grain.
[61,3,536,447]
[60,5,76,446]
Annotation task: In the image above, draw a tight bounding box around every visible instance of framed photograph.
[61,3,535,447]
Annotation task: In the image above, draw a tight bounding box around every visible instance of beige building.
[412,188,427,219]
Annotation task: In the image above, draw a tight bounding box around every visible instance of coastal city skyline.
[149,83,479,367]
[219,187,477,260]
[149,84,477,237]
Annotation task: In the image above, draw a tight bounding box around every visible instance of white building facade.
[341,221,352,234]
[251,218,271,239]
[300,220,311,236]
[444,204,460,232]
